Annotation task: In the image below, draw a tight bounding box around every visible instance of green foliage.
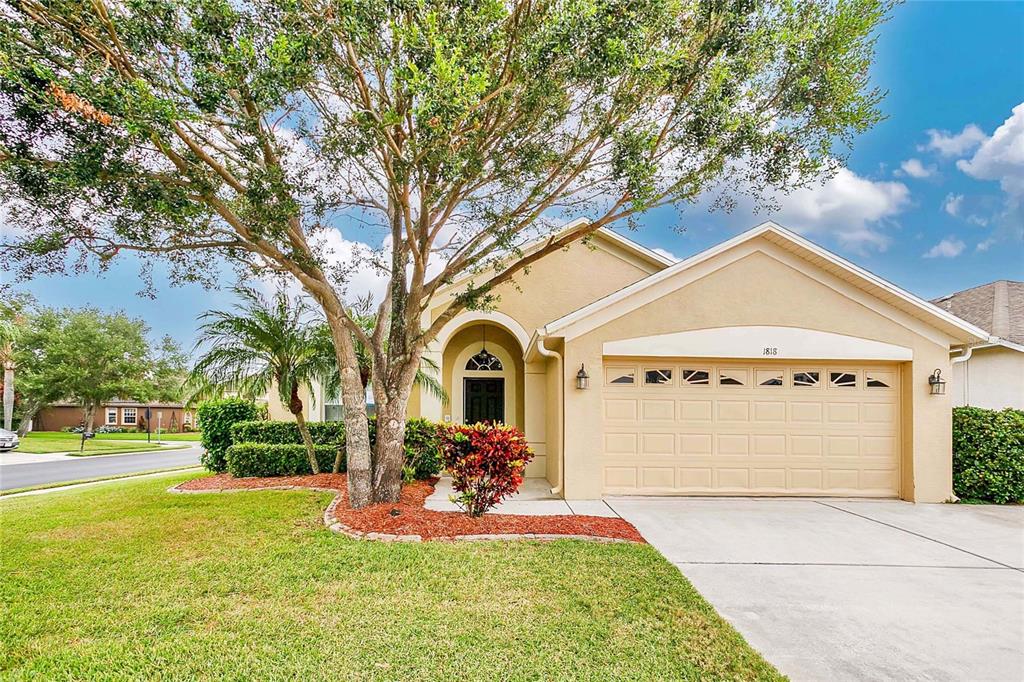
[225,442,340,478]
[952,407,1024,504]
[143,335,189,403]
[197,398,262,472]
[369,416,443,482]
[231,420,345,447]
[189,287,338,406]
[229,416,442,480]
[13,308,151,425]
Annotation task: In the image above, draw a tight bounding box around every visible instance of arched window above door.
[466,348,503,371]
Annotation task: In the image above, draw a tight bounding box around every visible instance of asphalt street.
[0,445,202,490]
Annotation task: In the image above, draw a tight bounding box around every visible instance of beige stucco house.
[933,280,1024,410]
[403,220,988,503]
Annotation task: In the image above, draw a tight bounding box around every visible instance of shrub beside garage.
[952,407,1024,504]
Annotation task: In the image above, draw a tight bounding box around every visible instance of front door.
[463,378,505,424]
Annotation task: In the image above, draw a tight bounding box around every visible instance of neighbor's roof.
[538,221,991,345]
[932,280,1024,346]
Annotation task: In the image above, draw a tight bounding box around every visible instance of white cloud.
[942,193,964,217]
[956,102,1024,199]
[919,124,987,157]
[967,215,989,227]
[976,238,996,252]
[651,247,679,262]
[897,158,935,178]
[923,237,965,259]
[768,168,910,251]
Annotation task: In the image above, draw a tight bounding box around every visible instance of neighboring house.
[308,220,987,503]
[932,280,1024,410]
[34,400,197,432]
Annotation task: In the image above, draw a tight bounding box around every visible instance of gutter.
[532,332,565,496]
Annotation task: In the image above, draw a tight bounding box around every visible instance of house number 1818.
[763,347,778,356]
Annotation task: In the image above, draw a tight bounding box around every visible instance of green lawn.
[26,430,202,442]
[0,474,783,681]
[15,433,180,455]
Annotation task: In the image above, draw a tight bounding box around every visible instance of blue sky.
[13,1,1024,348]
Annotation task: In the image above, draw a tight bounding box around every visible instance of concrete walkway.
[425,478,619,517]
[608,497,1024,681]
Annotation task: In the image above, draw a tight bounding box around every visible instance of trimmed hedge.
[953,407,1024,504]
[225,443,341,478]
[227,416,443,480]
[231,420,345,447]
[197,398,262,473]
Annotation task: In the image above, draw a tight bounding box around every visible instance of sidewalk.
[424,477,620,517]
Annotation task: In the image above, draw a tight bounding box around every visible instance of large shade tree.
[0,0,891,505]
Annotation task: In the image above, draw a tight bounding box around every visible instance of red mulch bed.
[175,473,645,543]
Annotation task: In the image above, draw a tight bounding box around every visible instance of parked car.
[0,428,20,452]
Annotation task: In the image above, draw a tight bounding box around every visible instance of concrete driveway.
[607,497,1024,682]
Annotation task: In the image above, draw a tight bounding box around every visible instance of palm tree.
[190,287,335,474]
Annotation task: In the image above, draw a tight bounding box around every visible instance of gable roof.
[539,221,991,345]
[932,280,1024,347]
[428,218,674,302]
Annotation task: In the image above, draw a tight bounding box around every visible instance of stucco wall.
[429,234,661,337]
[950,346,1024,410]
[419,232,664,480]
[265,382,320,422]
[560,241,957,502]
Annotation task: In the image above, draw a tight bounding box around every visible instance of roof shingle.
[932,280,1024,345]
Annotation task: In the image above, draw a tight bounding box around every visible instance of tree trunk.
[81,402,96,452]
[326,315,373,507]
[289,383,319,475]
[332,442,345,475]
[371,396,409,503]
[2,363,13,431]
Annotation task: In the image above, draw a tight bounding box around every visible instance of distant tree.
[0,291,35,430]
[189,287,337,474]
[0,0,892,504]
[31,310,151,448]
[145,335,189,403]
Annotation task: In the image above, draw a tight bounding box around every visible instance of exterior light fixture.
[575,364,590,390]
[928,369,946,396]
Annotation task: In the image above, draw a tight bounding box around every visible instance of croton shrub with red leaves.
[440,423,535,517]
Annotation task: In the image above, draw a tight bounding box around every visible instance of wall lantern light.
[575,364,590,390]
[928,368,946,396]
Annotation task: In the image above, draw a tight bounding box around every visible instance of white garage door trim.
[601,358,901,497]
[603,326,913,361]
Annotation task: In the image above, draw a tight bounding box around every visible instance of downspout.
[534,332,564,496]
[950,344,976,407]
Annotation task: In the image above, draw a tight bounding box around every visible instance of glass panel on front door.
[464,378,505,424]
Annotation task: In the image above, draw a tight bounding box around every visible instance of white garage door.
[601,359,900,496]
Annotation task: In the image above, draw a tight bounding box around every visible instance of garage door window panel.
[755,369,784,387]
[681,369,710,386]
[793,371,821,388]
[644,369,673,385]
[719,368,748,387]
[830,371,858,389]
[605,367,636,386]
[866,370,894,389]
